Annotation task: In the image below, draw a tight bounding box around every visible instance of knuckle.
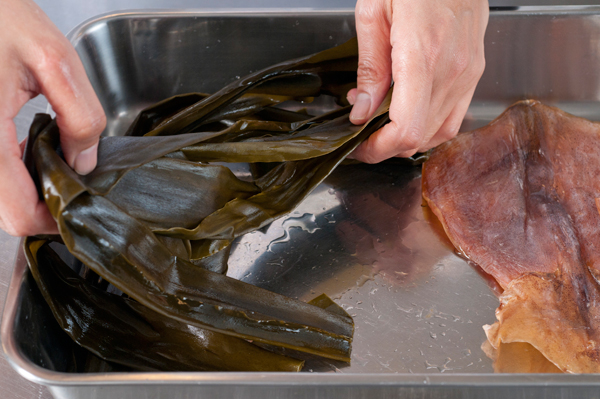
[446,48,472,81]
[437,8,456,30]
[357,58,389,85]
[35,39,72,73]
[400,148,419,158]
[356,2,382,26]
[475,55,486,79]
[86,112,107,138]
[421,50,439,77]
[422,15,455,64]
[441,124,460,141]
[455,50,472,76]
[451,46,485,83]
[354,138,386,164]
[360,152,384,164]
[61,106,106,143]
[2,216,34,237]
[400,126,424,151]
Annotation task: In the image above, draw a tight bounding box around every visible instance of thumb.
[351,0,393,125]
[31,42,106,175]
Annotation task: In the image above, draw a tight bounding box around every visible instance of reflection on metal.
[4,7,600,399]
[229,164,497,374]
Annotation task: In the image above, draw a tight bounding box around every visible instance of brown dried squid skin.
[422,100,600,373]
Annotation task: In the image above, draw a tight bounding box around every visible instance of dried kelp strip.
[28,38,395,366]
[141,39,358,137]
[125,92,305,137]
[33,106,357,363]
[25,237,304,372]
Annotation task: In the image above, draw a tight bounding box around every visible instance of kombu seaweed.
[25,38,395,371]
[25,237,304,372]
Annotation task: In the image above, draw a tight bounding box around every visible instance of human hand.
[348,0,489,162]
[0,0,106,236]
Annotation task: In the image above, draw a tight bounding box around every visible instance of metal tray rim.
[64,5,600,43]
[6,7,600,391]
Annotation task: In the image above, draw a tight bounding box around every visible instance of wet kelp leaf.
[25,237,304,372]
[27,38,394,368]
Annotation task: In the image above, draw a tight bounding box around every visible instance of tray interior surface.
[7,7,600,382]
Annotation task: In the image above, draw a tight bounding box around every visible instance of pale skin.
[1,0,105,236]
[348,0,489,162]
[0,0,487,236]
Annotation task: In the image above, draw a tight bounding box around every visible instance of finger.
[351,45,435,163]
[0,118,58,236]
[419,89,475,152]
[19,137,27,154]
[347,88,357,105]
[391,89,473,157]
[25,36,106,175]
[351,0,393,125]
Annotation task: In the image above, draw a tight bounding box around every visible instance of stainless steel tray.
[4,7,600,399]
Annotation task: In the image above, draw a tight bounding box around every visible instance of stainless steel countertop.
[3,1,600,398]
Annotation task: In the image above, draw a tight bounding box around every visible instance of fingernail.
[350,92,371,123]
[73,142,98,175]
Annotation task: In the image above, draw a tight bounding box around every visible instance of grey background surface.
[2,1,599,398]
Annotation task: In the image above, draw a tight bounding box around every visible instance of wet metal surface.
[5,6,600,399]
[227,165,498,374]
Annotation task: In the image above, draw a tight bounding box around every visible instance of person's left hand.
[0,0,106,236]
[348,0,489,163]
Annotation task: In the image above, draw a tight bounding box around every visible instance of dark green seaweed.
[24,237,305,372]
[26,38,395,370]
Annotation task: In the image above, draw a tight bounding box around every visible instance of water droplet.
[267,213,320,251]
[324,212,335,223]
[425,358,453,373]
[355,274,373,288]
[266,260,283,267]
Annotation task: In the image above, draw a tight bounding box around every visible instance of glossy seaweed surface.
[25,38,399,371]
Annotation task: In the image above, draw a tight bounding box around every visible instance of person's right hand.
[347,0,488,163]
[1,0,106,236]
